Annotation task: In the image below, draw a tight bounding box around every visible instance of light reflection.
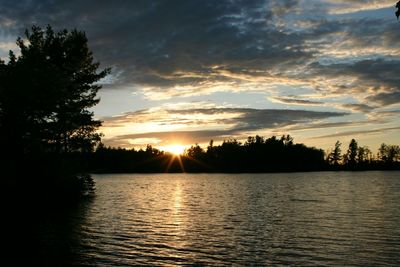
[173,183,182,225]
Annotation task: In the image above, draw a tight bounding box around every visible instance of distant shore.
[87,136,400,174]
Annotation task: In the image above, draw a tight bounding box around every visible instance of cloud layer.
[1,0,399,149]
[1,1,399,104]
[101,106,348,147]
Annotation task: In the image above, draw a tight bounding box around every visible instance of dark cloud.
[0,0,312,89]
[173,107,347,129]
[343,59,400,91]
[290,16,400,107]
[341,103,375,112]
[308,58,400,107]
[1,0,399,105]
[366,92,400,106]
[310,59,400,90]
[228,108,347,131]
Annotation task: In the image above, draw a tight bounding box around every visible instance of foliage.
[1,25,109,202]
[378,143,400,163]
[88,136,400,173]
[327,141,342,166]
[326,139,399,170]
[186,144,205,159]
[0,25,110,155]
[89,135,327,173]
[344,139,358,166]
[356,146,372,164]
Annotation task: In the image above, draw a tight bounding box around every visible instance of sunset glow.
[162,145,187,156]
[1,1,399,153]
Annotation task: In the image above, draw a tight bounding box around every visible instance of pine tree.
[0,25,110,154]
[328,141,342,166]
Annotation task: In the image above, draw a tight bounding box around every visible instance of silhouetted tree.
[146,144,160,156]
[186,144,204,159]
[281,135,293,146]
[206,140,215,154]
[328,141,342,166]
[344,139,358,166]
[0,25,109,202]
[0,25,109,155]
[357,146,369,162]
[357,146,372,164]
[378,143,400,163]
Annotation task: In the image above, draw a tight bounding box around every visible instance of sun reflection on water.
[173,183,182,221]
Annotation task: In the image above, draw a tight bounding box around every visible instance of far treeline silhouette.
[88,136,400,173]
[0,25,109,204]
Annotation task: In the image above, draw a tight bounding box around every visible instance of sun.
[162,144,187,156]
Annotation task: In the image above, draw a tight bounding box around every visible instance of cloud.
[0,0,312,91]
[269,96,324,105]
[306,58,400,107]
[0,41,17,59]
[315,126,400,139]
[228,108,347,131]
[103,130,229,148]
[341,103,375,112]
[1,0,399,104]
[103,106,347,130]
[325,0,394,14]
[366,92,400,106]
[286,120,377,131]
[2,0,399,150]
[101,106,348,147]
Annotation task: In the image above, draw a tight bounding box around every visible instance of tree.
[328,141,342,166]
[280,134,293,146]
[357,146,372,163]
[186,144,204,159]
[345,139,358,166]
[206,139,215,155]
[378,143,400,163]
[0,25,110,155]
[0,25,110,201]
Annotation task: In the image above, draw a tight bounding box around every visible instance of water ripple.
[37,172,400,266]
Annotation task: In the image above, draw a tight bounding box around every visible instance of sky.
[1,0,399,153]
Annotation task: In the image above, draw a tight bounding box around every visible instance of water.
[37,172,400,266]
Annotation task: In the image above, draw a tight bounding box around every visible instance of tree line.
[327,139,400,170]
[88,136,400,173]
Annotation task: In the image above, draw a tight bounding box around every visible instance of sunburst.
[162,144,187,156]
[163,144,187,173]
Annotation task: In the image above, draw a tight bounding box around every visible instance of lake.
[34,172,400,266]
